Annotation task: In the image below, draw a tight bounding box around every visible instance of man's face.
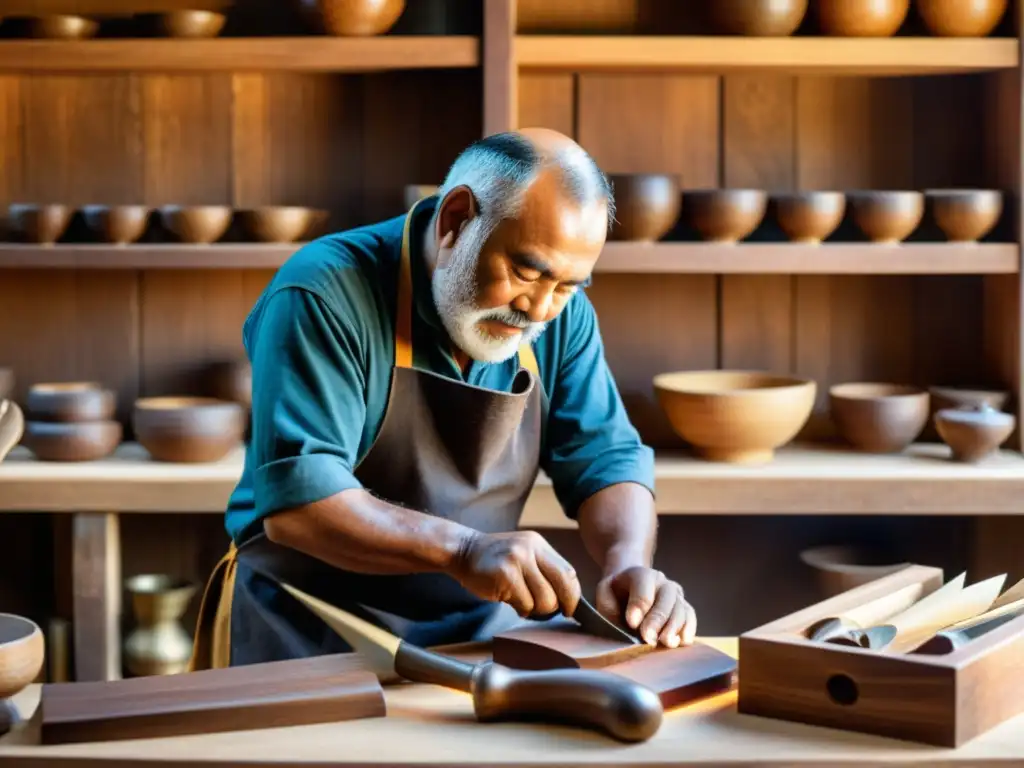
[431,174,607,363]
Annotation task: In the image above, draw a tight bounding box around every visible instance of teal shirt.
[225,198,655,542]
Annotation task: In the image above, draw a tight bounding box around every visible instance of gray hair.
[436,132,616,231]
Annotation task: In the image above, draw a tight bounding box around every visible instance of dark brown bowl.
[239,207,324,244]
[82,205,151,245]
[8,204,72,245]
[915,0,1007,36]
[0,369,12,401]
[708,0,808,35]
[29,15,99,39]
[159,206,232,244]
[929,385,1010,414]
[925,189,1003,243]
[773,191,846,244]
[935,404,1015,463]
[159,10,226,37]
[608,174,681,242]
[300,0,407,36]
[829,382,929,453]
[815,0,910,36]
[21,420,123,462]
[847,191,924,244]
[685,189,767,243]
[26,382,116,423]
[134,397,245,463]
[207,360,252,409]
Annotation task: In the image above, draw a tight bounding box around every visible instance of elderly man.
[190,128,695,670]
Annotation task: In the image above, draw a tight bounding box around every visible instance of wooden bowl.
[929,385,1010,414]
[799,545,910,599]
[82,205,150,245]
[815,0,910,36]
[159,206,232,244]
[239,207,323,243]
[926,189,1003,243]
[21,420,123,462]
[0,369,12,401]
[773,191,846,244]
[707,0,808,35]
[134,397,245,463]
[847,191,924,244]
[404,185,439,209]
[685,189,767,243]
[0,614,44,700]
[159,10,227,37]
[29,15,99,39]
[915,0,1007,36]
[26,382,116,423]
[207,360,252,409]
[829,383,929,453]
[935,404,1015,463]
[607,174,681,242]
[8,204,71,245]
[300,0,407,36]
[653,370,816,464]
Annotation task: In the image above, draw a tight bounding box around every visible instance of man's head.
[426,128,613,364]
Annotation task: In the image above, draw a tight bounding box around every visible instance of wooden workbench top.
[2,639,1024,767]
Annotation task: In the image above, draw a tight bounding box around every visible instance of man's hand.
[595,566,696,648]
[452,530,582,619]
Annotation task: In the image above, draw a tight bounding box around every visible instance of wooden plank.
[518,73,574,135]
[71,512,120,682]
[483,0,516,133]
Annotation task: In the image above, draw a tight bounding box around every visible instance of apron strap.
[188,542,239,671]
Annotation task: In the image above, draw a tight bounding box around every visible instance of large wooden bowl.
[773,191,846,244]
[926,189,1003,243]
[159,10,226,37]
[653,370,816,464]
[26,382,116,423]
[915,0,1007,36]
[159,206,233,244]
[29,15,99,39]
[847,191,924,244]
[300,0,406,36]
[0,614,43,700]
[607,174,681,242]
[685,189,767,243]
[935,404,1015,463]
[829,383,929,453]
[21,420,123,462]
[239,207,324,243]
[815,0,910,36]
[134,397,245,463]
[707,0,808,35]
[8,204,72,245]
[82,205,151,245]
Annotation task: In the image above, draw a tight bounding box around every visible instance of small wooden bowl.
[926,189,1003,243]
[685,189,767,243]
[815,0,910,36]
[847,191,924,244]
[915,0,1007,36]
[799,545,910,599]
[159,206,232,244]
[29,15,99,39]
[159,10,227,37]
[0,613,44,733]
[21,420,123,462]
[0,369,12,401]
[26,382,116,423]
[134,397,245,463]
[300,0,407,36]
[773,191,846,244]
[82,205,151,245]
[608,174,681,242]
[653,370,816,464]
[707,0,808,35]
[829,383,929,453]
[207,360,252,409]
[929,385,1010,414]
[239,207,323,243]
[8,204,72,245]
[935,404,1015,463]
[404,185,439,209]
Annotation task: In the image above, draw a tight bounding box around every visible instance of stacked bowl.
[21,382,122,462]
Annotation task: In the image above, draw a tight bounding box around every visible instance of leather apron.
[190,199,545,670]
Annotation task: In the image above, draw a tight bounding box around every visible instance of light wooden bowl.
[159,206,232,244]
[134,397,245,463]
[926,189,1003,243]
[935,404,1015,463]
[159,10,227,37]
[8,204,72,245]
[29,15,99,39]
[26,382,116,423]
[708,0,808,35]
[300,0,406,36]
[21,420,123,462]
[815,0,910,36]
[653,370,816,464]
[0,614,43,700]
[799,545,910,599]
[847,191,924,244]
[915,0,1007,36]
[82,205,151,245]
[773,191,846,244]
[685,189,768,243]
[829,382,929,453]
[607,174,681,242]
[239,207,324,243]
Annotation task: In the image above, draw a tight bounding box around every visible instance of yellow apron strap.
[394,198,421,370]
[188,542,239,672]
[518,342,539,377]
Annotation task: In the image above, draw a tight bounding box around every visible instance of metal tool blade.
[573,595,641,645]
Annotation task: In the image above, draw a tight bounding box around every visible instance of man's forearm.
[575,482,657,575]
[263,488,475,575]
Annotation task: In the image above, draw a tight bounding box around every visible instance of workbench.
[1,639,1023,767]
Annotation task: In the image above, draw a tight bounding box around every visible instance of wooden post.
[72,513,121,681]
[482,0,517,135]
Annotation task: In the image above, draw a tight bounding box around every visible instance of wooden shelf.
[0,242,1015,274]
[0,36,479,73]
[516,35,1019,74]
[1,442,1021,525]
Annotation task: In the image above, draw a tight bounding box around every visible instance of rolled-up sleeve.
[540,293,656,519]
[247,287,367,521]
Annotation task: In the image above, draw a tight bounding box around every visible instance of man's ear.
[435,185,477,248]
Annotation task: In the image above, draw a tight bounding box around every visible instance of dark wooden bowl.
[26,382,116,423]
[8,204,72,245]
[300,0,407,36]
[607,174,681,242]
[82,205,151,245]
[935,404,1015,463]
[207,360,252,409]
[707,0,808,35]
[773,191,846,244]
[21,420,123,462]
[29,15,99,39]
[926,189,1003,243]
[159,206,233,244]
[915,0,1007,36]
[0,614,44,700]
[159,10,227,37]
[685,189,767,243]
[929,385,1010,414]
[829,382,929,453]
[0,369,12,401]
[815,0,910,36]
[239,207,324,243]
[133,397,245,463]
[847,191,924,244]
